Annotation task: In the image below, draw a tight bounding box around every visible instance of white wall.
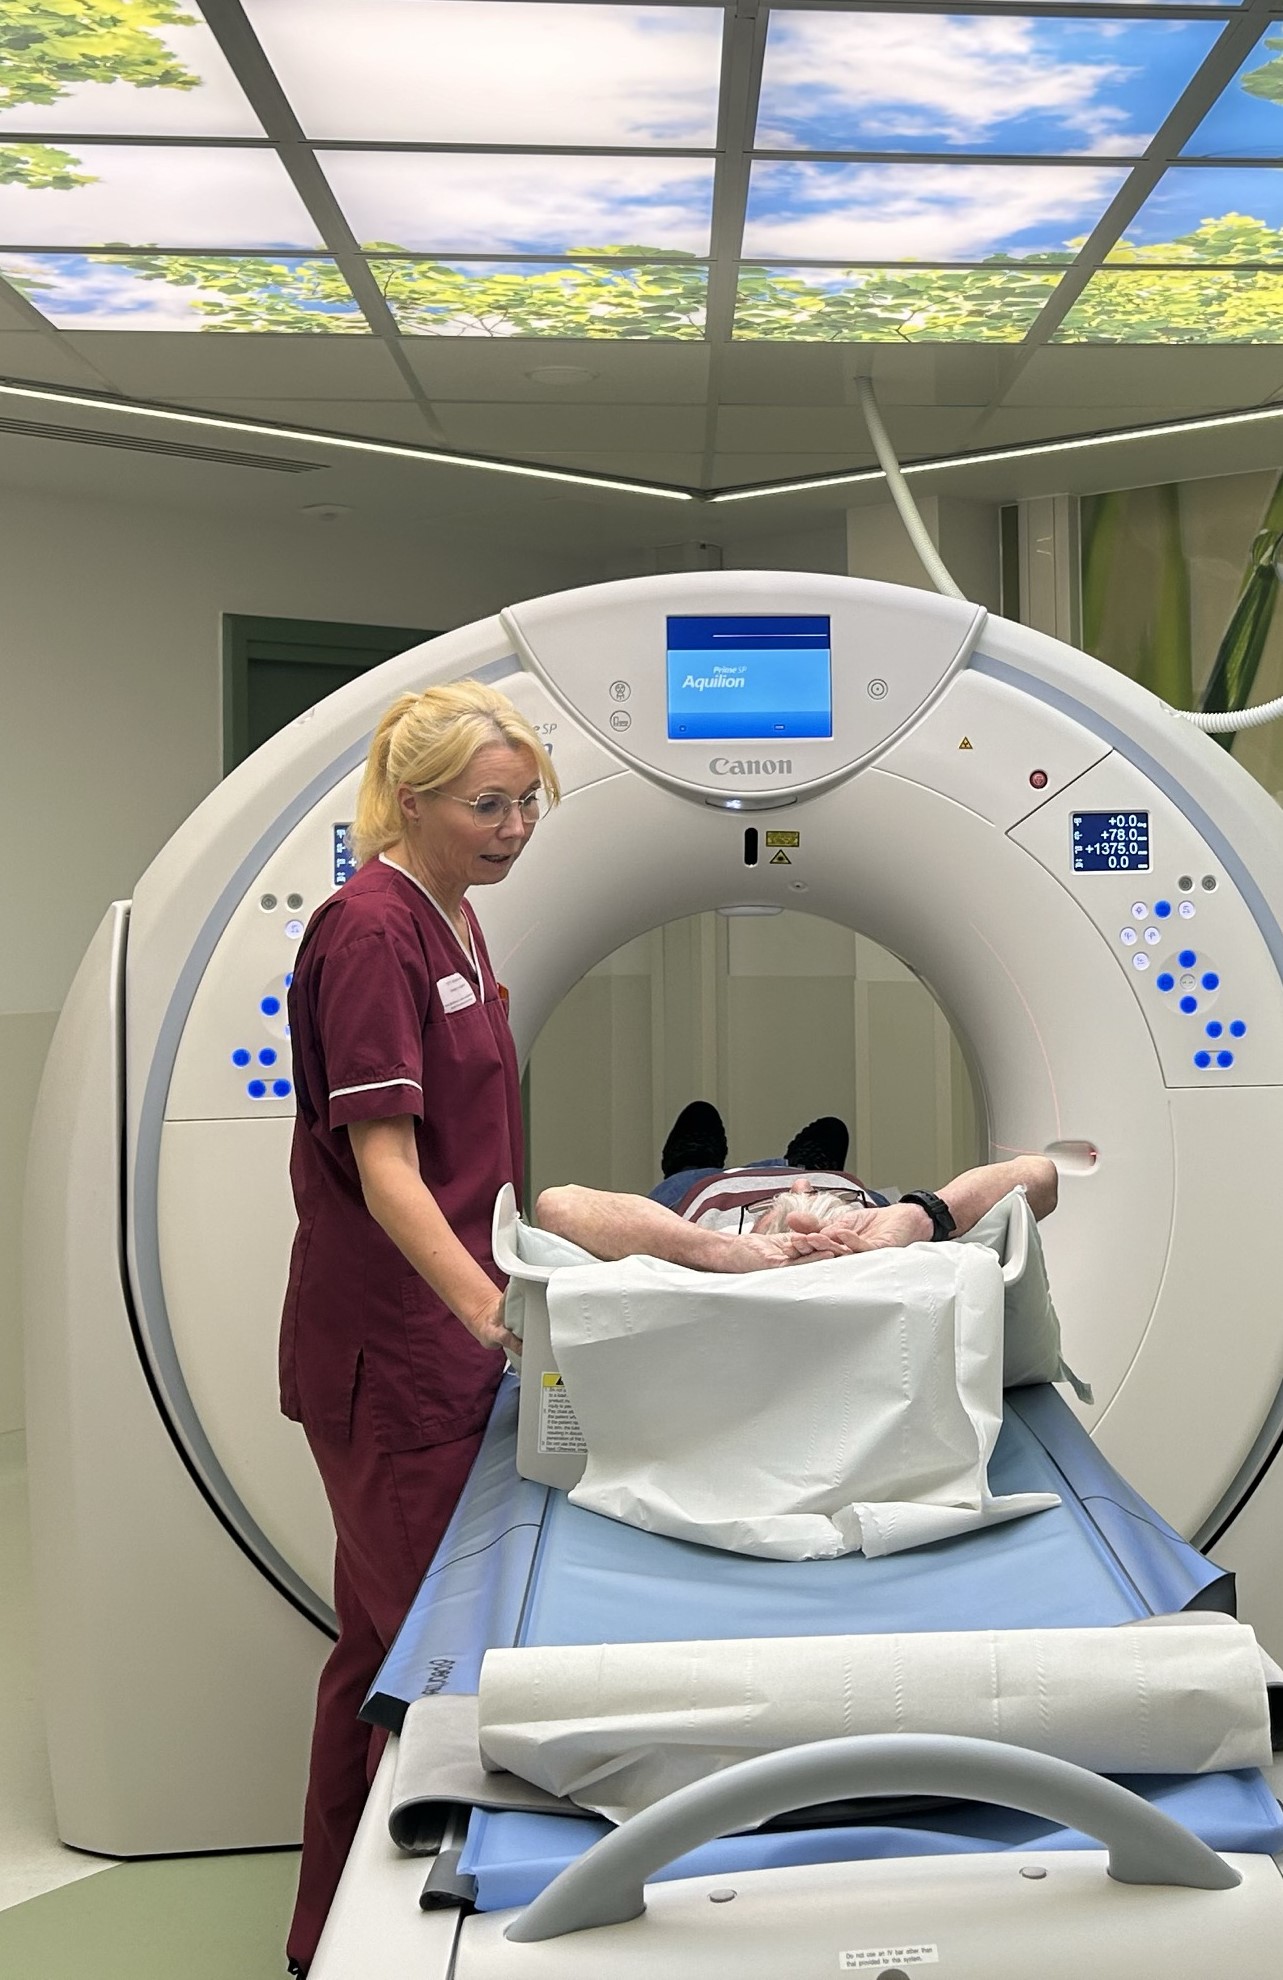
[0,480,609,1434]
[847,496,1000,609]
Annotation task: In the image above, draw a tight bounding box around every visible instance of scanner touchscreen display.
[666,615,832,740]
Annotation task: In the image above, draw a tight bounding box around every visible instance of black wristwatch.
[899,1190,957,1242]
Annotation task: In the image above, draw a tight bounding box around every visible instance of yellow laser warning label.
[765,831,800,847]
[958,736,974,750]
[769,849,792,865]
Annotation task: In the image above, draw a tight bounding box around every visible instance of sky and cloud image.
[1114,167,1283,253]
[756,13,1223,156]
[0,144,320,248]
[0,252,364,331]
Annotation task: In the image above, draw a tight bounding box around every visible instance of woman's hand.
[459,1284,523,1357]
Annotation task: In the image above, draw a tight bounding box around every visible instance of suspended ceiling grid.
[3,0,1283,497]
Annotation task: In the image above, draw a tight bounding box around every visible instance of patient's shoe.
[660,1100,728,1178]
[785,1116,849,1172]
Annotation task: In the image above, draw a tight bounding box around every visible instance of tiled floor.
[0,1429,299,1977]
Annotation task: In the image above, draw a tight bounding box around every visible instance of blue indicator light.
[272,1078,292,1098]
[1217,1051,1234,1069]
[261,995,281,1016]
[1155,900,1172,917]
[1179,995,1198,1014]
[1156,973,1174,992]
[1230,1020,1247,1038]
[1206,1021,1223,1039]
[1201,972,1219,991]
[258,1047,277,1066]
[232,1047,251,1067]
[1178,949,1196,969]
[247,1079,266,1099]
[285,971,294,988]
[1194,1051,1211,1069]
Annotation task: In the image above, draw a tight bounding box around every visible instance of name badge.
[437,972,477,1015]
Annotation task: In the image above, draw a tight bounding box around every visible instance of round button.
[1156,973,1174,992]
[608,680,631,702]
[286,893,304,910]
[609,710,632,732]
[1154,900,1172,918]
[1120,927,1138,946]
[1206,1021,1223,1039]
[247,1079,266,1099]
[1180,972,1196,987]
[1217,1050,1234,1068]
[272,1078,293,1098]
[1201,874,1218,891]
[285,918,304,940]
[1201,972,1219,991]
[1131,903,1148,920]
[1230,1020,1247,1038]
[1132,953,1150,971]
[1178,876,1193,892]
[259,893,277,912]
[1029,769,1048,790]
[261,995,281,1016]
[1144,927,1161,945]
[1178,901,1196,919]
[258,1047,277,1066]
[867,678,888,699]
[1178,950,1197,969]
[1194,1051,1211,1069]
[232,1048,251,1067]
[1179,995,1198,1014]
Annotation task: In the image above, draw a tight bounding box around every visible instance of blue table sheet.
[366,1376,1281,1909]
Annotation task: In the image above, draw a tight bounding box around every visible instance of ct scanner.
[22,571,1283,1912]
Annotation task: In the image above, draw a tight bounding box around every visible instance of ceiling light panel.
[1183,33,1283,157]
[0,252,366,332]
[0,144,321,249]
[742,161,1127,263]
[322,152,715,257]
[369,257,707,337]
[1107,166,1283,259]
[0,6,264,137]
[732,264,1061,341]
[755,12,1222,157]
[242,0,723,145]
[1054,268,1283,341]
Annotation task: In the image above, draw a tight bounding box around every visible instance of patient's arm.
[789,1155,1059,1251]
[536,1184,865,1273]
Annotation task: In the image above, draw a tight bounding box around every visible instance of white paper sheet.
[477,1624,1274,1825]
[548,1237,1058,1559]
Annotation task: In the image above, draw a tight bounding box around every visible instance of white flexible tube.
[855,376,1283,734]
[855,377,966,601]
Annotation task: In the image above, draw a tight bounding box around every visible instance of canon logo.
[708,756,793,776]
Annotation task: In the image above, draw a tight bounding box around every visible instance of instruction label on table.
[538,1371,586,1455]
[841,1949,938,1970]
[765,830,800,847]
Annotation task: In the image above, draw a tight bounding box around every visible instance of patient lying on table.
[537,1101,1057,1274]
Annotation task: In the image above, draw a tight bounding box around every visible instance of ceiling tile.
[0,329,110,386]
[59,333,412,397]
[0,146,320,249]
[757,13,1219,157]
[323,154,715,257]
[433,402,705,452]
[0,253,365,333]
[0,14,263,137]
[1183,31,1283,158]
[1110,166,1283,261]
[733,264,1060,341]
[402,339,710,402]
[743,160,1127,262]
[245,0,723,145]
[714,404,984,454]
[999,345,1283,407]
[370,257,708,339]
[183,399,439,444]
[1055,268,1283,342]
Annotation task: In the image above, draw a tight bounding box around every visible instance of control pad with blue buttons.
[1116,890,1250,1076]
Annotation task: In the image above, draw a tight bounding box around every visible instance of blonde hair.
[350,679,561,865]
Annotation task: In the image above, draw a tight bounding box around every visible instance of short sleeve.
[314,926,428,1130]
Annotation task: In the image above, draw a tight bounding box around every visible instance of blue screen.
[1071,811,1150,872]
[666,615,832,740]
[334,824,358,887]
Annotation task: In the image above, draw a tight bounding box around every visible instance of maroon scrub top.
[280,855,523,1452]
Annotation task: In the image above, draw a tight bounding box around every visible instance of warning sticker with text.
[840,1948,939,1970]
[538,1371,587,1455]
[765,830,800,847]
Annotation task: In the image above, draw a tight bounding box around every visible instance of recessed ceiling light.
[524,365,597,385]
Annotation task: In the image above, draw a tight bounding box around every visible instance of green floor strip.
[0,1851,300,1980]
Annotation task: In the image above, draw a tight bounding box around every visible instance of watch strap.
[899,1189,957,1241]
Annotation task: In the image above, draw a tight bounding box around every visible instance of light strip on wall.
[0,378,697,503]
[706,401,1283,504]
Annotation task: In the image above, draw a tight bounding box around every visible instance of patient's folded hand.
[818,1203,933,1251]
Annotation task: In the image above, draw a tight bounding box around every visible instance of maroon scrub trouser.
[286,1368,487,1972]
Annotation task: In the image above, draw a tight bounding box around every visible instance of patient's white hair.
[753,1188,854,1236]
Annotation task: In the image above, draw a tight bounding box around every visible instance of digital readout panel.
[666,614,832,740]
[1072,811,1150,872]
[334,824,358,888]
